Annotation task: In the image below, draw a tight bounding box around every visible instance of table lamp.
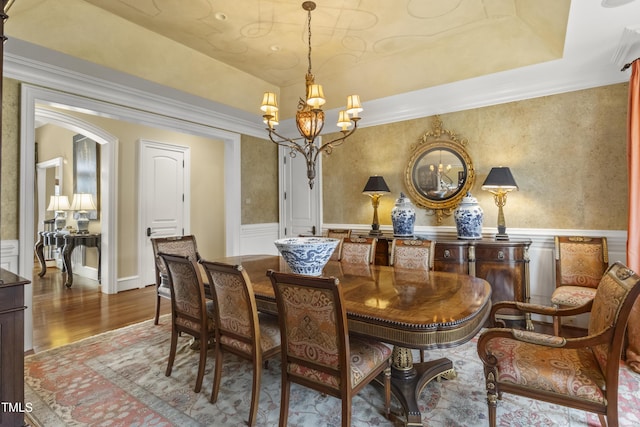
[362,176,390,236]
[70,193,96,234]
[46,195,71,231]
[481,167,518,241]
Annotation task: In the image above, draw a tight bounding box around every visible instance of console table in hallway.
[35,231,101,288]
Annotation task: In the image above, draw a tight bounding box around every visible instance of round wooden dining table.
[212,254,492,426]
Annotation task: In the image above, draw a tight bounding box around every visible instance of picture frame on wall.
[73,134,100,220]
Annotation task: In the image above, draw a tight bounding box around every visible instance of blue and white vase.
[454,192,483,240]
[391,192,416,237]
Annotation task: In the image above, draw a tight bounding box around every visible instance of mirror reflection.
[413,148,466,200]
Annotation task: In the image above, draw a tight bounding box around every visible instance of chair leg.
[553,316,561,336]
[342,396,351,427]
[605,398,618,427]
[420,350,425,363]
[248,357,262,427]
[384,366,391,417]
[154,294,162,325]
[210,344,223,403]
[165,329,178,377]
[486,391,498,427]
[194,333,207,393]
[279,377,290,427]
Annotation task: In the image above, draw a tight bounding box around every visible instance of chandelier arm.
[266,127,308,148]
[316,119,360,153]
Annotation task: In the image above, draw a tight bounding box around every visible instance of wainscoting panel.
[0,240,20,273]
[239,223,280,256]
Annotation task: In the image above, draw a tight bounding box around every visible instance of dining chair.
[389,238,434,270]
[200,260,281,427]
[151,235,205,325]
[158,253,216,393]
[389,238,434,362]
[267,270,392,427]
[477,262,640,427]
[340,236,377,265]
[327,229,351,261]
[550,236,609,335]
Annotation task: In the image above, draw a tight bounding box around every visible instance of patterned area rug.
[25,316,640,426]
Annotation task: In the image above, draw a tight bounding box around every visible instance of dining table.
[212,254,492,426]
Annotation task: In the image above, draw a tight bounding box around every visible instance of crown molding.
[4,38,266,139]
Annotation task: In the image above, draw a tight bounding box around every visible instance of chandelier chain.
[306,7,312,76]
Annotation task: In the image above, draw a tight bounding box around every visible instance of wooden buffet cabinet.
[0,269,29,427]
[368,234,532,328]
[434,239,532,328]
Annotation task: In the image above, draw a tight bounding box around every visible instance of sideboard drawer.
[474,245,525,262]
[434,241,469,274]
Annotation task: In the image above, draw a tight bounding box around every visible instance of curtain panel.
[626,60,640,373]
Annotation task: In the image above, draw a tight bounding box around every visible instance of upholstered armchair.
[477,262,640,427]
[550,236,609,335]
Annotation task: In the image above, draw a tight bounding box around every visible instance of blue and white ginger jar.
[391,192,416,237]
[454,192,483,240]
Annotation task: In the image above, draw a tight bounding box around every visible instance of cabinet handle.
[443,249,451,258]
[497,250,505,260]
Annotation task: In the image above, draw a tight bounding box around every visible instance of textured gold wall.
[322,83,629,231]
[1,78,20,240]
[241,135,279,224]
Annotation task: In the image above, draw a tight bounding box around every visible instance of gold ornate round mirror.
[404,116,475,222]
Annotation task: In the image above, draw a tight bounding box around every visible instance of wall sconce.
[46,195,70,231]
[482,167,518,241]
[70,193,96,234]
[363,176,390,236]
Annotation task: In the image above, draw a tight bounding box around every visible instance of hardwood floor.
[30,265,170,353]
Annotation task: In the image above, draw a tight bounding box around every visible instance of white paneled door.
[281,147,322,238]
[138,139,190,286]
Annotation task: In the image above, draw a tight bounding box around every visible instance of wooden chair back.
[340,237,377,265]
[158,252,214,393]
[151,235,203,324]
[327,229,351,261]
[152,235,200,285]
[555,236,609,289]
[200,260,281,426]
[327,229,351,239]
[390,238,434,270]
[267,270,391,426]
[159,253,209,335]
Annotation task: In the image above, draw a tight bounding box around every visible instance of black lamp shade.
[481,167,518,191]
[362,176,390,194]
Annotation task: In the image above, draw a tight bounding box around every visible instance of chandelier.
[260,1,362,189]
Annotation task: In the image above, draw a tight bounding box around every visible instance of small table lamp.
[363,176,390,236]
[481,167,518,241]
[70,193,97,234]
[47,195,71,231]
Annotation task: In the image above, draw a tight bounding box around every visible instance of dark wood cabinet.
[436,239,532,328]
[0,269,29,427]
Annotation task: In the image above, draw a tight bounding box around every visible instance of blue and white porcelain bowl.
[274,237,339,276]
